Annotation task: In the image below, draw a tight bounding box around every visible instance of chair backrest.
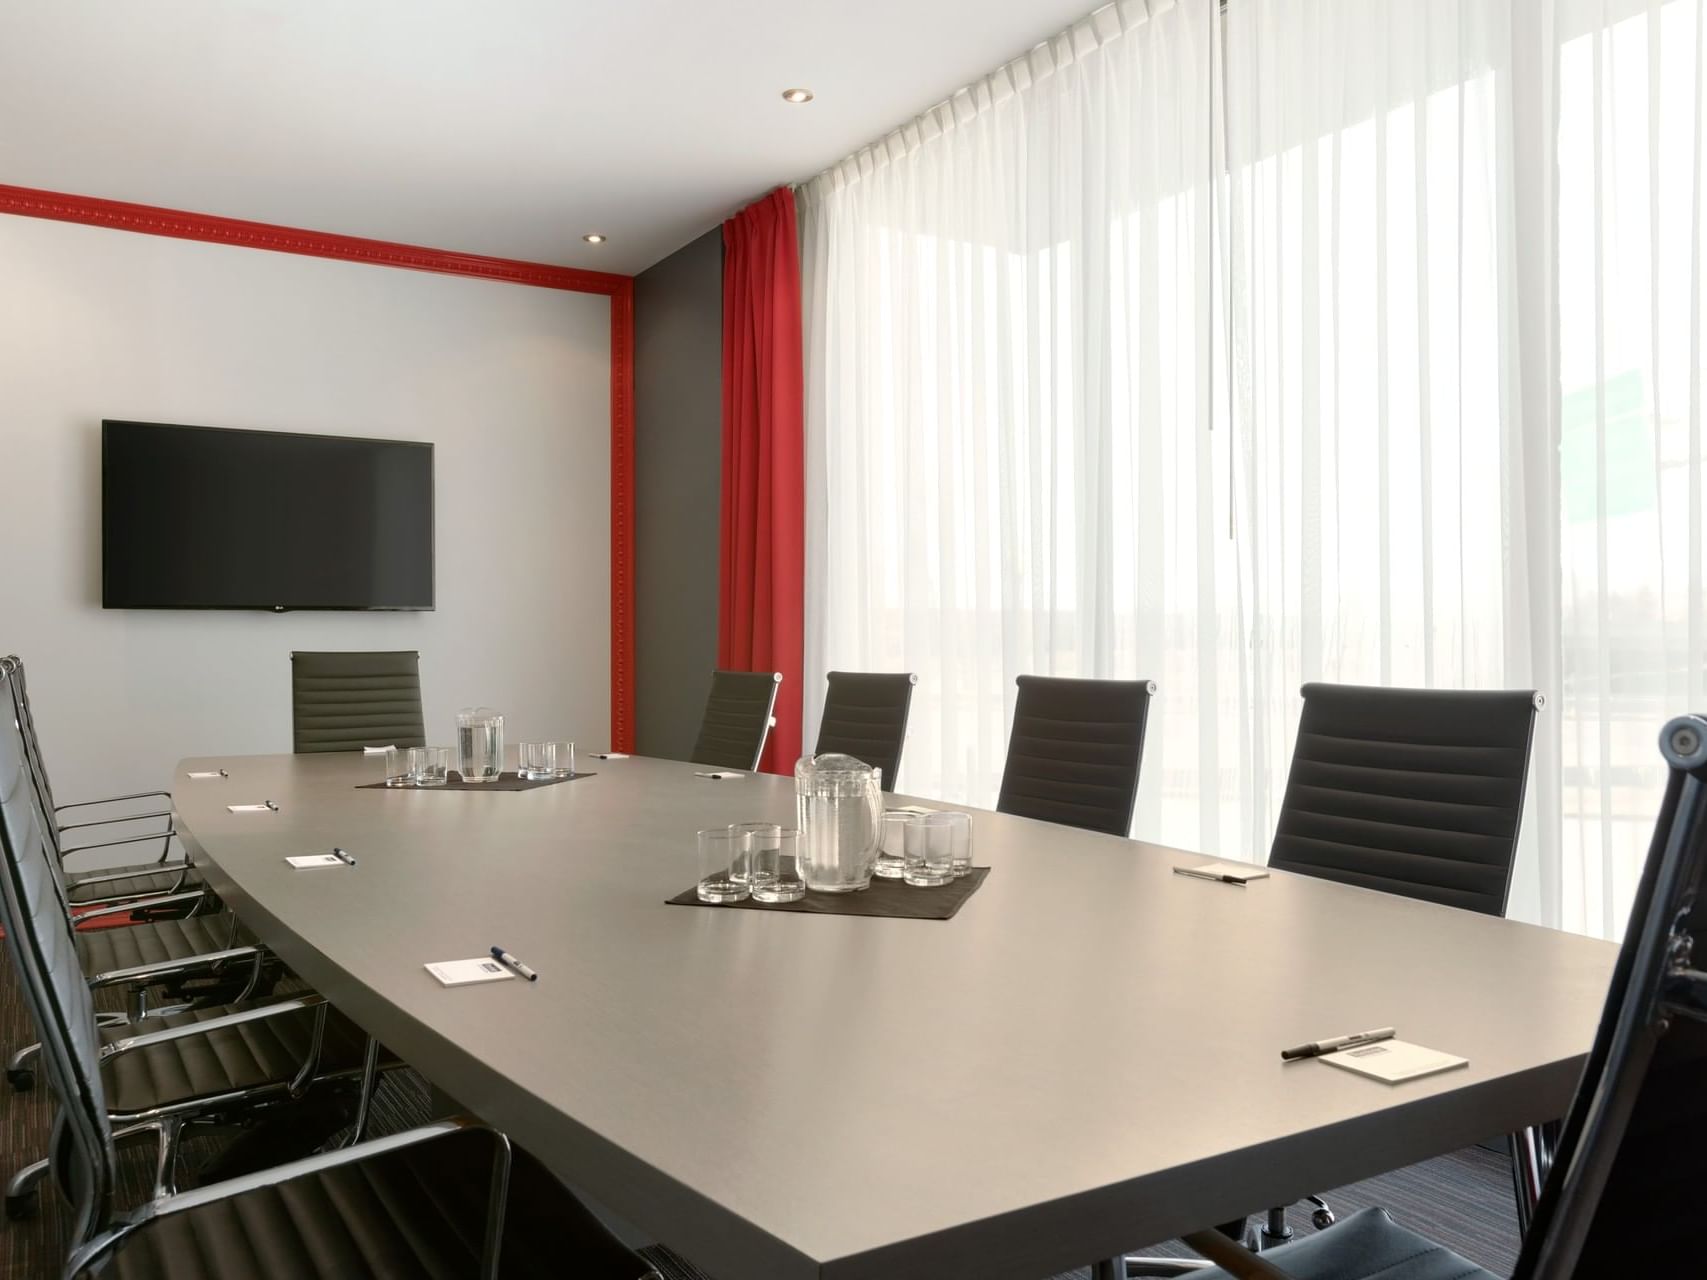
[1512,714,1707,1278]
[290,651,426,754]
[995,676,1156,837]
[0,667,118,1256]
[690,671,782,771]
[2,656,59,817]
[813,672,917,792]
[1270,682,1541,916]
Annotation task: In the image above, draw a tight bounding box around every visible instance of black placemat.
[666,867,988,920]
[356,771,595,792]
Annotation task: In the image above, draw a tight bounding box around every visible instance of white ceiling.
[0,0,1097,274]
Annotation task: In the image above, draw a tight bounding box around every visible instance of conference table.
[172,751,1617,1280]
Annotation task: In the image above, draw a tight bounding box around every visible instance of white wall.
[0,214,612,810]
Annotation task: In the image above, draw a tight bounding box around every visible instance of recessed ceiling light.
[781,88,814,104]
[582,233,607,245]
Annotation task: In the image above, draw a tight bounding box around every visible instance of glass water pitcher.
[456,707,504,784]
[794,753,884,893]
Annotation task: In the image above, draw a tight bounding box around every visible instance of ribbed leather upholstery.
[1192,1207,1497,1280]
[814,671,916,792]
[290,651,426,754]
[76,912,249,976]
[690,670,781,771]
[108,1140,650,1280]
[1270,683,1540,916]
[995,677,1156,837]
[101,999,370,1117]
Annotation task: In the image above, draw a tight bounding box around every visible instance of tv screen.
[102,420,435,611]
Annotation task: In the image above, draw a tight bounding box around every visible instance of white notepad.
[186,770,226,780]
[1320,1039,1468,1084]
[590,752,629,760]
[285,854,347,870]
[226,803,274,814]
[362,745,396,755]
[1174,861,1270,883]
[694,770,747,780]
[425,958,516,987]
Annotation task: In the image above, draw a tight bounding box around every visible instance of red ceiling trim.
[0,181,639,746]
[0,183,630,294]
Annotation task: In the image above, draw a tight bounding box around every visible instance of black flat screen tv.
[102,420,435,611]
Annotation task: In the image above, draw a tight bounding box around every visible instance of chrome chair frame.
[692,669,783,772]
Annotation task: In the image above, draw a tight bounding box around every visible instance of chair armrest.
[1178,1231,1297,1280]
[56,790,173,813]
[59,830,182,863]
[98,994,326,1061]
[86,945,265,989]
[74,891,207,925]
[58,810,174,834]
[67,1117,502,1280]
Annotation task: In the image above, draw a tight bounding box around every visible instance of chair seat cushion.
[109,1134,649,1280]
[76,912,250,975]
[66,862,197,904]
[100,1001,372,1118]
[1191,1208,1498,1280]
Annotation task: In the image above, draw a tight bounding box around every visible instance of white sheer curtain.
[800,0,1707,939]
[1551,0,1707,937]
[801,0,1221,830]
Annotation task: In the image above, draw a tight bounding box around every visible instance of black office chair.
[0,721,660,1280]
[1113,683,1545,1274]
[290,650,427,754]
[1270,683,1543,916]
[1262,683,1540,1251]
[995,676,1156,837]
[1169,712,1707,1280]
[814,671,917,791]
[690,669,782,771]
[1,656,193,907]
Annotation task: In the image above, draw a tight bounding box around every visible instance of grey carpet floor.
[0,948,1521,1279]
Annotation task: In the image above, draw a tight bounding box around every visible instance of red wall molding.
[0,182,637,750]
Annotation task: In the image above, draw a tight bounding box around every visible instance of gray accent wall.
[634,227,723,758]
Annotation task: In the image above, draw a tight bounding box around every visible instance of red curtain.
[720,188,805,774]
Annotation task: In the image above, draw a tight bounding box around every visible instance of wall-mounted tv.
[102,420,435,611]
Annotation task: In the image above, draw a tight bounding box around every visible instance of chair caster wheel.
[5,1191,37,1220]
[1311,1208,1337,1230]
[6,1068,34,1092]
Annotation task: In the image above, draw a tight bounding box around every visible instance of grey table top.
[173,752,1617,1280]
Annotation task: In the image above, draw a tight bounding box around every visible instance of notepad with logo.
[425,958,516,987]
[1320,1039,1468,1083]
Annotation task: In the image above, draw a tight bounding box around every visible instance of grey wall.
[634,228,723,757]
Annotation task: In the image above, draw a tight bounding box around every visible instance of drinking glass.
[750,828,806,903]
[544,741,575,778]
[938,811,973,877]
[383,745,412,787]
[730,822,779,886]
[697,829,750,903]
[903,814,957,887]
[410,746,450,788]
[875,811,910,879]
[518,741,549,779]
